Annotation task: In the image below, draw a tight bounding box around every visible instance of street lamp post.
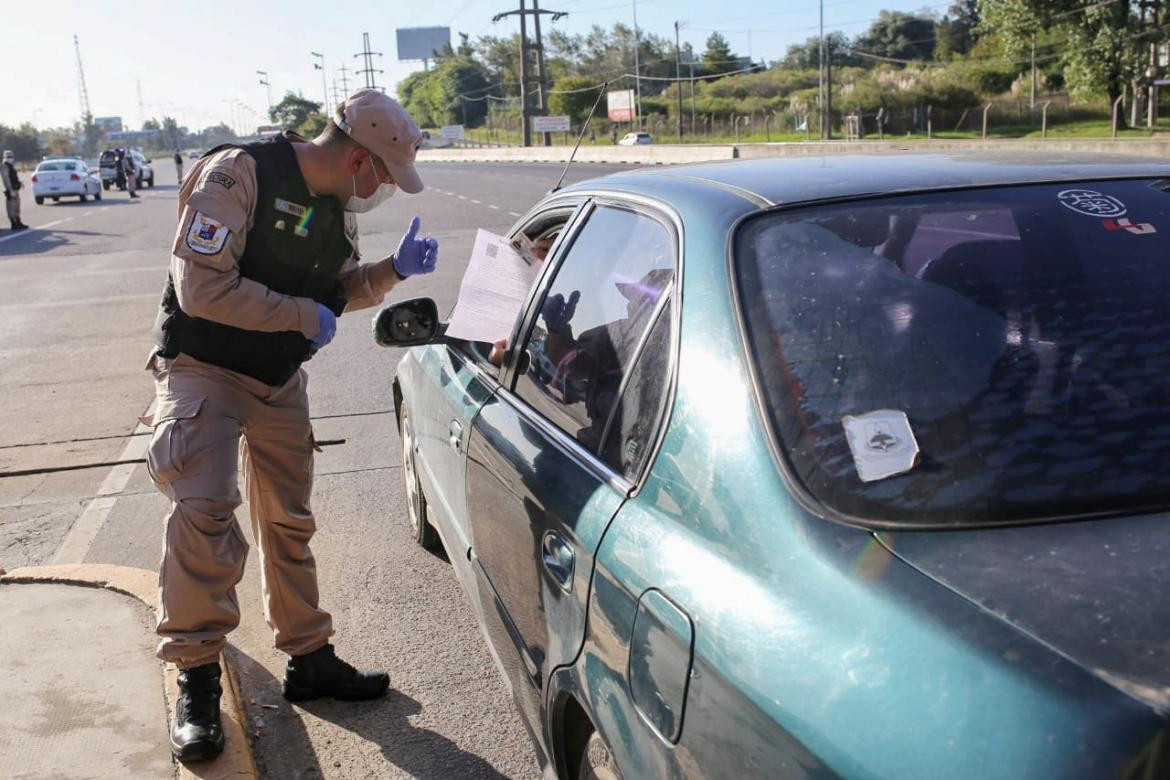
[256,70,272,117]
[311,52,330,112]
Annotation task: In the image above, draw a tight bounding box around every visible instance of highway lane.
[0,156,634,778]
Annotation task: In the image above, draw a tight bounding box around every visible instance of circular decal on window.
[1057,188,1127,218]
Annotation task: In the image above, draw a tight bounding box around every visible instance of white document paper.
[444,229,542,343]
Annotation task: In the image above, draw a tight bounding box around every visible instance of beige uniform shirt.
[171,142,399,339]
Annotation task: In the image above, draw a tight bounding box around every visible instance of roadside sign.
[533,115,571,133]
[607,90,635,122]
[440,125,465,140]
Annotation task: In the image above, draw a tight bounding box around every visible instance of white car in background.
[32,158,102,204]
[617,131,653,145]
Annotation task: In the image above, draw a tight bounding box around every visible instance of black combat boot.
[170,662,225,761]
[282,643,389,702]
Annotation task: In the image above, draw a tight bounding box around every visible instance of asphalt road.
[0,156,634,779]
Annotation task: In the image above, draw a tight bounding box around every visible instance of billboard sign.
[397,27,451,62]
[607,90,635,122]
[94,116,123,133]
[533,115,571,133]
[440,124,465,140]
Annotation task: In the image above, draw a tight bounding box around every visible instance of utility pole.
[826,36,833,140]
[312,52,330,111]
[137,80,145,129]
[493,1,567,147]
[257,70,272,116]
[1030,35,1037,112]
[354,33,385,92]
[338,64,352,98]
[675,21,684,141]
[818,0,825,139]
[632,0,643,129]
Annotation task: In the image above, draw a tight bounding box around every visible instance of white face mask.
[345,156,396,213]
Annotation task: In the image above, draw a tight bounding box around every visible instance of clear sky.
[5,0,945,132]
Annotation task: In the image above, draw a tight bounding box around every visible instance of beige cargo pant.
[144,352,332,668]
[6,191,19,224]
[125,168,137,196]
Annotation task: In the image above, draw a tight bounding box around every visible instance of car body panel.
[562,152,1170,208]
[409,343,497,558]
[886,511,1170,711]
[391,154,1170,779]
[466,388,626,730]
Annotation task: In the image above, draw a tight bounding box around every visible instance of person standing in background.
[1,150,28,230]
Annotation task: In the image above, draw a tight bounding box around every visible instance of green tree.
[979,0,1139,118]
[549,76,604,124]
[161,116,182,149]
[269,92,322,131]
[404,57,492,127]
[296,112,328,138]
[779,32,858,69]
[701,32,739,76]
[935,0,982,59]
[0,123,41,161]
[853,11,937,61]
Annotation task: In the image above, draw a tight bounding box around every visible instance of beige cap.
[336,89,424,194]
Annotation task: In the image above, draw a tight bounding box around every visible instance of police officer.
[123,150,139,198]
[146,89,438,762]
[1,150,28,230]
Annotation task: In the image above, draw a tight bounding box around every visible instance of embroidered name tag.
[186,211,229,255]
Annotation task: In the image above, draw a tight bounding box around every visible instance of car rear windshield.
[37,162,77,171]
[734,179,1170,528]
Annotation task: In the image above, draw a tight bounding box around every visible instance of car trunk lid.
[883,512,1170,711]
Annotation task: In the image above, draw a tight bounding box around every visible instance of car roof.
[562,151,1170,207]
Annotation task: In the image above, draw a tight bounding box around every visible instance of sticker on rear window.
[1103,217,1156,235]
[1058,189,1127,218]
[842,410,920,483]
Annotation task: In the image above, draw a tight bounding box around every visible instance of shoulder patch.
[186,211,230,255]
[205,171,236,190]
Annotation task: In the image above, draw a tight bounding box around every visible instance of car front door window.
[513,204,675,461]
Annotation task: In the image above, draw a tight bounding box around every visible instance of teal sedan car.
[377,154,1170,779]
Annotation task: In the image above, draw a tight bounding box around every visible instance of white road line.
[488,204,500,210]
[51,415,154,565]
[0,216,73,244]
[81,211,94,217]
[471,199,481,204]
[457,195,467,200]
[508,211,521,217]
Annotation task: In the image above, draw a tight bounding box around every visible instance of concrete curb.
[419,137,1170,166]
[0,564,259,780]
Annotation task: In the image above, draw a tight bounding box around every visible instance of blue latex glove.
[310,303,337,351]
[392,216,439,277]
[541,290,580,333]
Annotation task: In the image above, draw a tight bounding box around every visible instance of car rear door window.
[514,205,675,463]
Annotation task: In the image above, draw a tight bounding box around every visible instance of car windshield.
[37,162,77,171]
[734,179,1170,528]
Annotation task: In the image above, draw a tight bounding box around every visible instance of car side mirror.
[373,297,445,347]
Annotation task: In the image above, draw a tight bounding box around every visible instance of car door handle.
[448,420,463,452]
[542,531,575,593]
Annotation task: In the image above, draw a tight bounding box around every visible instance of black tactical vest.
[153,134,352,386]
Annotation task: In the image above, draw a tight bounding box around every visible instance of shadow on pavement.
[300,690,512,780]
[228,645,509,779]
[225,646,323,779]
[0,228,112,257]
